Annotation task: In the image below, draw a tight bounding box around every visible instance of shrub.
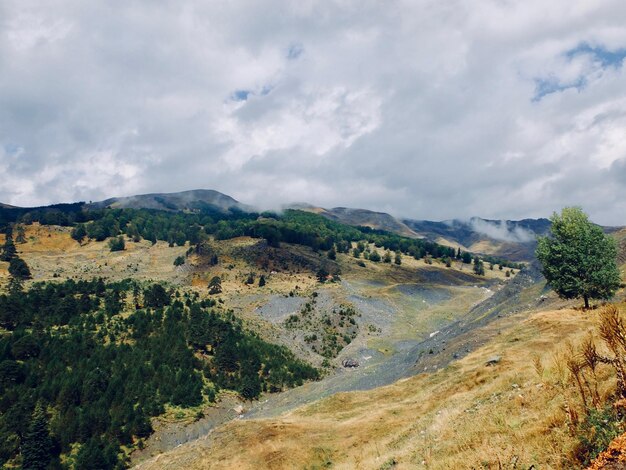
[108,236,125,252]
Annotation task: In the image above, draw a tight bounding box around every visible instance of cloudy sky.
[2,1,626,224]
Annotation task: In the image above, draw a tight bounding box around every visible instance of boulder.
[485,355,502,366]
[342,358,360,368]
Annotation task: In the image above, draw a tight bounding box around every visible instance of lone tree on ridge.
[535,207,621,309]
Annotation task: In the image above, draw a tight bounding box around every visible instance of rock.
[342,358,360,368]
[485,355,502,366]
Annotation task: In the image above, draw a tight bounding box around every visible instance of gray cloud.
[2,1,626,224]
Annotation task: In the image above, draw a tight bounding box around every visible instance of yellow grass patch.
[135,307,607,470]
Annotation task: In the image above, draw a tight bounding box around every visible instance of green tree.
[536,207,621,309]
[394,252,402,265]
[8,256,31,280]
[1,233,16,261]
[208,276,222,295]
[316,266,329,283]
[71,224,87,244]
[108,236,125,252]
[15,226,26,244]
[21,403,53,470]
[473,256,485,276]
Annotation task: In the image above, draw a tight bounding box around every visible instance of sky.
[1,1,626,224]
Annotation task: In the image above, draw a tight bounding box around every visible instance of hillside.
[403,217,552,262]
[2,193,625,469]
[89,189,253,213]
[0,209,519,468]
[291,202,552,262]
[292,204,421,239]
[135,306,601,469]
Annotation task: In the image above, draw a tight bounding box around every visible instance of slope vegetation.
[136,306,603,469]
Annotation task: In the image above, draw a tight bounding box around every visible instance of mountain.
[290,204,420,238]
[89,189,253,213]
[293,202,550,261]
[403,217,552,261]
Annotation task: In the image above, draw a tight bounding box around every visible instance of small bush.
[574,406,623,465]
[108,236,125,252]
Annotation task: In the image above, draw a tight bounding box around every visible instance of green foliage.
[173,255,185,266]
[473,256,485,276]
[70,224,87,244]
[461,252,472,264]
[75,437,120,470]
[15,226,26,244]
[108,236,125,252]
[0,278,319,468]
[536,207,621,308]
[394,252,402,265]
[574,405,623,465]
[208,276,222,295]
[316,267,329,283]
[4,204,467,269]
[8,256,31,280]
[369,250,381,262]
[258,275,266,287]
[0,232,16,262]
[21,403,54,470]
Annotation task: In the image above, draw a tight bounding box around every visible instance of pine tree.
[8,257,31,280]
[1,233,17,262]
[21,403,53,470]
[15,226,26,244]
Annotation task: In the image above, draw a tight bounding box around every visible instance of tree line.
[0,278,318,468]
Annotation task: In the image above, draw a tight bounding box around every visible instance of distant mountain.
[89,189,253,213]
[291,203,551,261]
[289,204,420,238]
[403,217,552,262]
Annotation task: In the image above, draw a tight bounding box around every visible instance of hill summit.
[89,189,253,213]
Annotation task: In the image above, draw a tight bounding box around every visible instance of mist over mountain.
[88,189,254,213]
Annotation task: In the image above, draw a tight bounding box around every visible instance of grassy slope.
[7,224,578,469]
[135,306,609,469]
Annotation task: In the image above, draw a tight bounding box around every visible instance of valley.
[0,195,623,469]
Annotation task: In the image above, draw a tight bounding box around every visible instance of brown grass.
[135,306,610,470]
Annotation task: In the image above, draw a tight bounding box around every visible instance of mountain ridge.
[2,188,615,262]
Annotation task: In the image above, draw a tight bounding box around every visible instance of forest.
[0,203,493,266]
[0,278,318,468]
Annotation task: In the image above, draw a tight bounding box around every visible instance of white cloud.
[468,218,536,243]
[1,1,626,224]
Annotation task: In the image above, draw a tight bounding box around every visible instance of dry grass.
[4,223,189,286]
[134,306,612,470]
